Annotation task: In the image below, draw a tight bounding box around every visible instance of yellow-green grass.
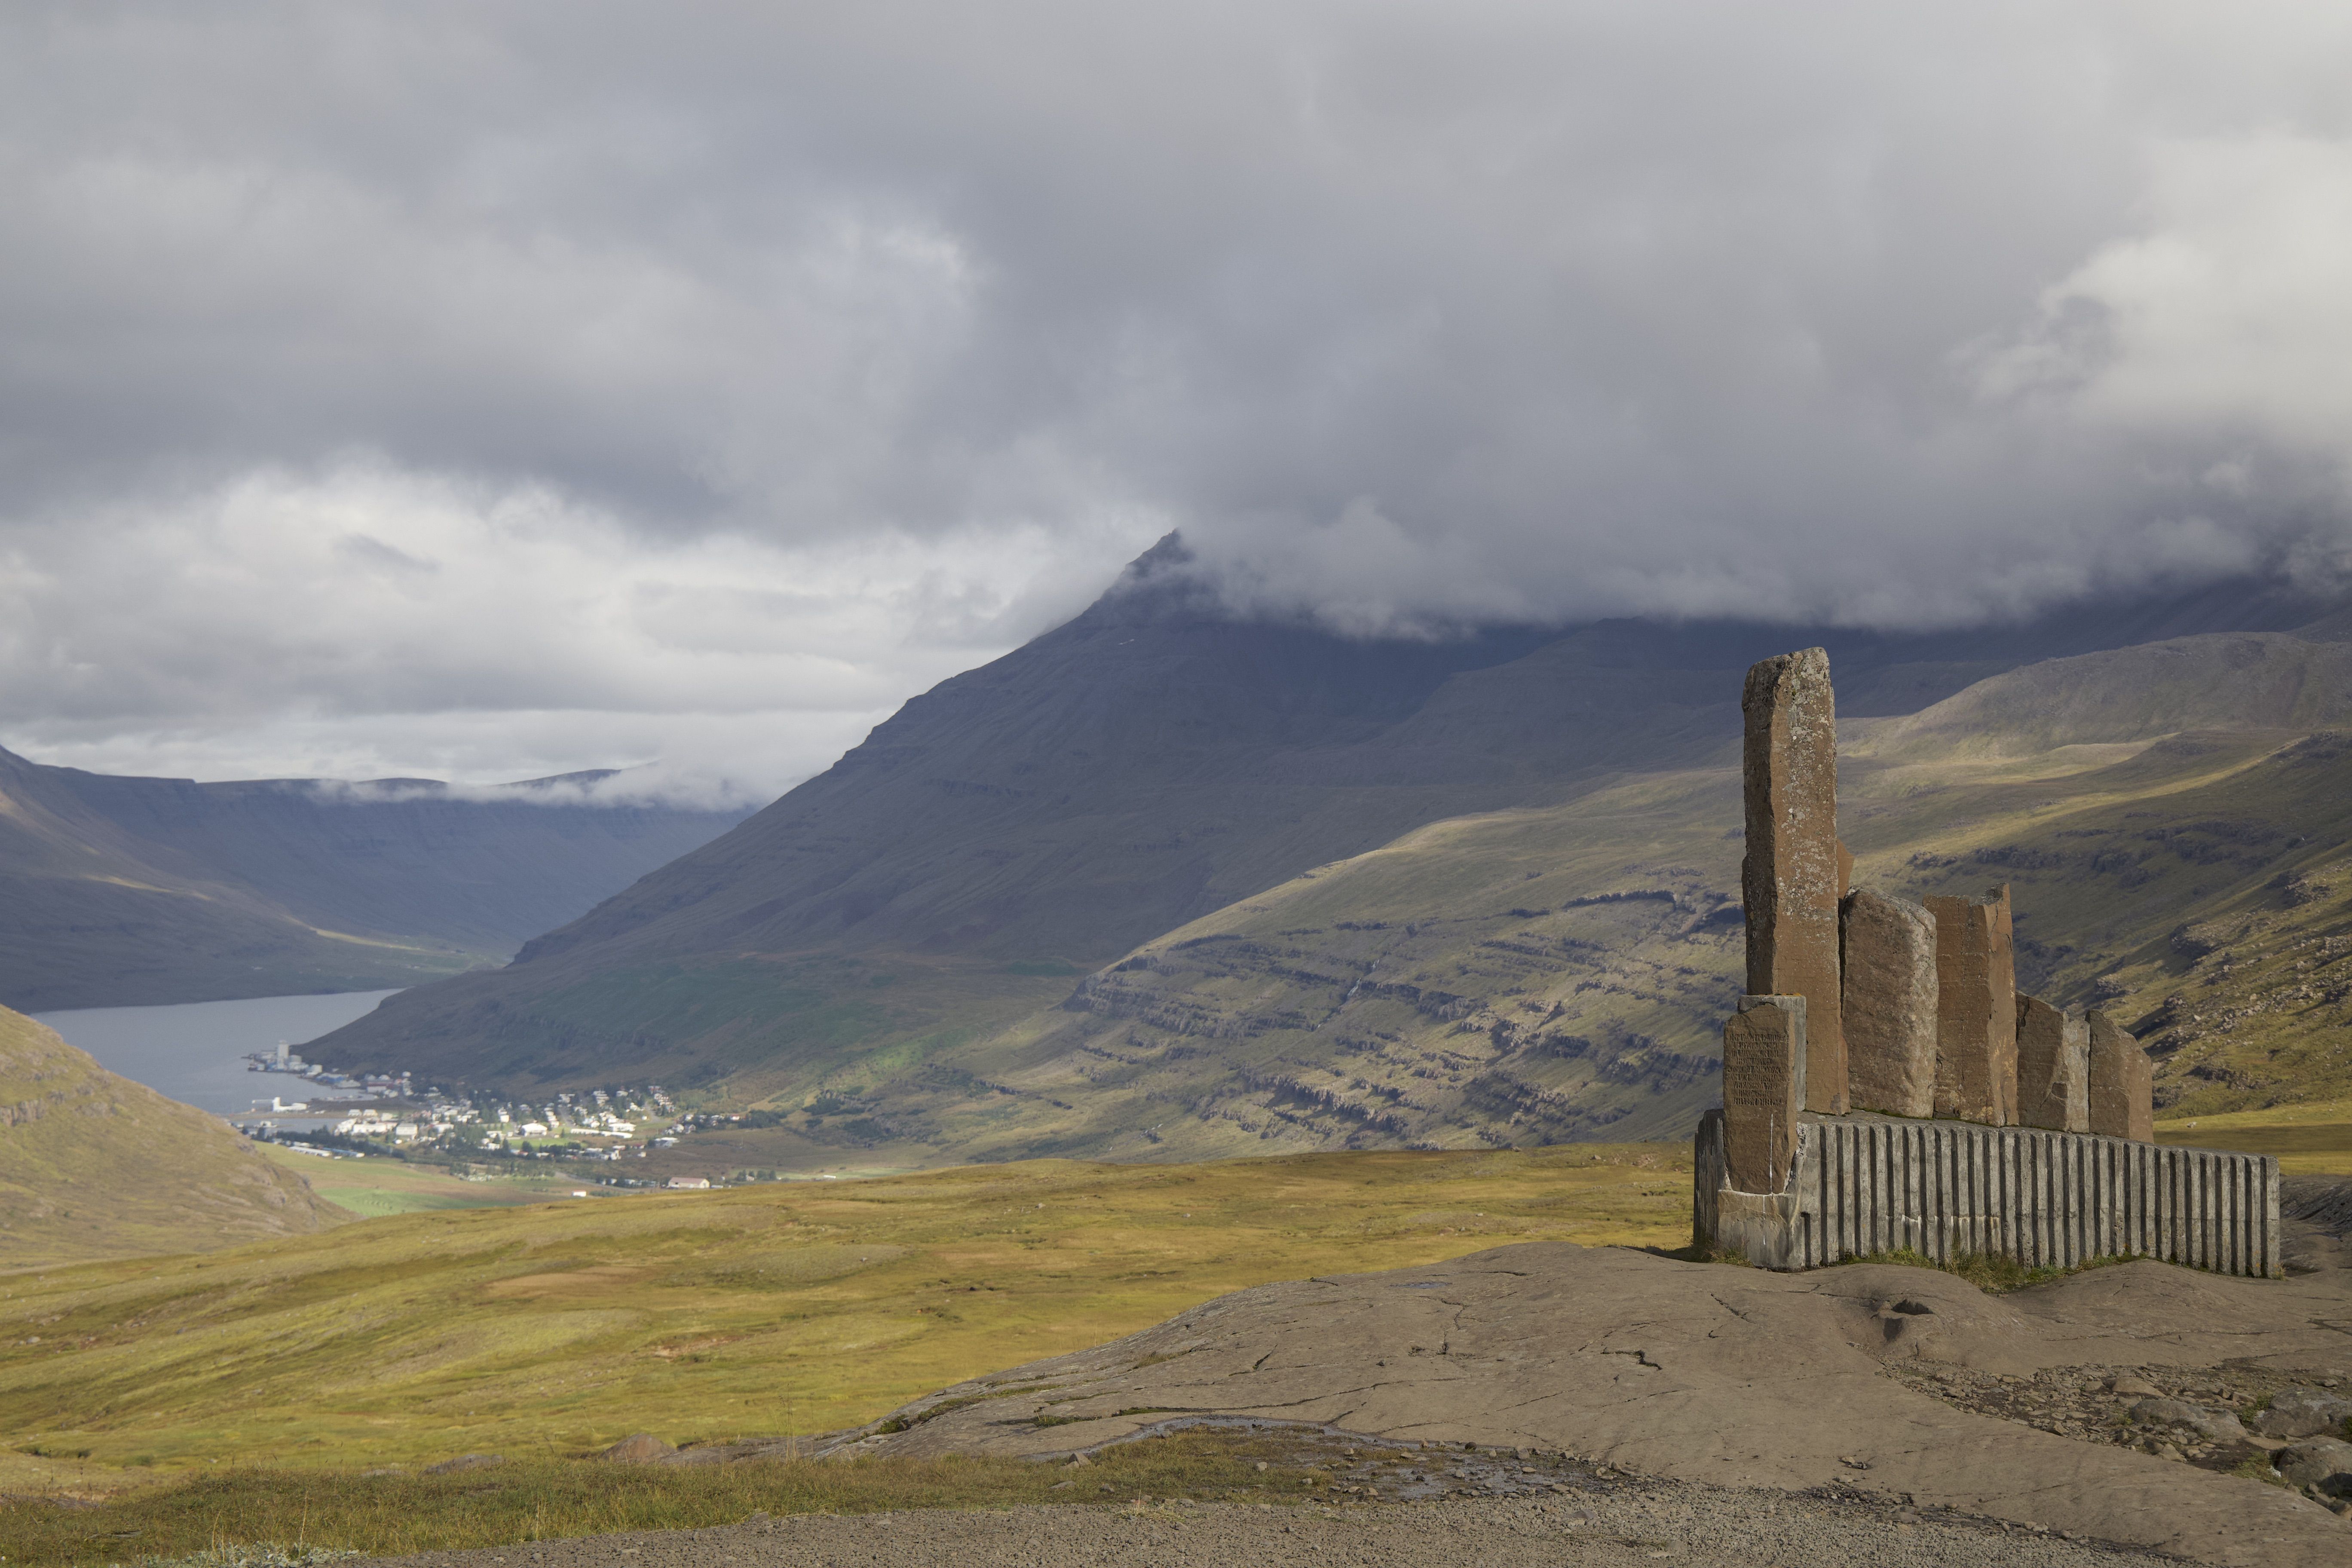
[0,1011,345,1268]
[0,1431,1346,1568]
[2156,1098,2352,1175]
[0,1145,1688,1480]
[255,1145,593,1218]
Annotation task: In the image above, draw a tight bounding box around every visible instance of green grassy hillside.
[0,1008,346,1263]
[311,562,2347,1104]
[877,768,1746,1161]
[1865,631,2352,759]
[578,701,2352,1172]
[1842,726,2352,1117]
[822,721,2352,1162]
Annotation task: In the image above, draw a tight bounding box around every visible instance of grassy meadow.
[0,1145,1690,1480]
[3,1106,2346,1565]
[2156,1096,2352,1175]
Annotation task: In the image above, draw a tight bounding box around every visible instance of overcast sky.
[3,1,2348,799]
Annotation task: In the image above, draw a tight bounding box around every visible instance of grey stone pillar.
[1742,649,1846,1115]
[1722,995,1807,1193]
[1841,888,1937,1118]
[1925,884,2018,1125]
[2087,1009,2155,1141]
[2016,994,2089,1132]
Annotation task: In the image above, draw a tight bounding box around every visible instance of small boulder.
[602,1434,677,1464]
[2250,1389,2352,1440]
[423,1454,505,1475]
[2274,1438,2352,1499]
[2107,1375,2159,1398]
[2130,1397,2247,1445]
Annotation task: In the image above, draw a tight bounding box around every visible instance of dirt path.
[374,1485,2175,1568]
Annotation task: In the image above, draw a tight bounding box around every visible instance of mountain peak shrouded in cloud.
[1,1,2349,788]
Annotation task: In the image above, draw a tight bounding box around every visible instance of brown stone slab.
[1721,994,1806,1193]
[1839,888,1937,1118]
[1742,648,1845,1114]
[2016,993,2089,1132]
[1924,884,2017,1125]
[2087,1009,2156,1141]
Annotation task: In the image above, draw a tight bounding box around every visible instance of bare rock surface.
[832,1240,2352,1565]
[1883,1359,2340,1473]
[2253,1388,2352,1439]
[2128,1397,2248,1444]
[2276,1438,2352,1498]
[600,1435,676,1464]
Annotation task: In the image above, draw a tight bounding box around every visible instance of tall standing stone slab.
[1840,888,1937,1118]
[1721,995,1807,1193]
[2016,994,2089,1132]
[1743,649,1846,1115]
[1924,884,2017,1125]
[2086,1009,2155,1141]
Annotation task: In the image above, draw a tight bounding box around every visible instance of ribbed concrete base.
[1693,1110,2282,1277]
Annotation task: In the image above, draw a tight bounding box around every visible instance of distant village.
[237,1040,765,1188]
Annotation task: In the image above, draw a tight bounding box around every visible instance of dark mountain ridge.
[0,747,750,1011]
[309,539,2349,1105]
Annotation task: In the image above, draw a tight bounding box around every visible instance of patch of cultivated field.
[0,1146,1690,1476]
[256,1143,595,1216]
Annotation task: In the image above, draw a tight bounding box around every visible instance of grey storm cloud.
[2,0,2350,787]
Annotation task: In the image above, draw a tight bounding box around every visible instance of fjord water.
[34,989,402,1120]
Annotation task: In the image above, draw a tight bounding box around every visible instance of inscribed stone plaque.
[2086,1009,2155,1141]
[1924,884,2017,1125]
[1721,994,1807,1194]
[2016,994,2089,1133]
[1743,649,1845,1114]
[1841,888,1937,1118]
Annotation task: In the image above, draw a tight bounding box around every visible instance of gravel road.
[373,1485,2177,1568]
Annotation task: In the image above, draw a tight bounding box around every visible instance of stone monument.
[1740,649,1847,1115]
[1693,648,2276,1277]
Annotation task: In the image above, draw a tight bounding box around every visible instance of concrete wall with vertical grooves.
[1694,1110,2282,1277]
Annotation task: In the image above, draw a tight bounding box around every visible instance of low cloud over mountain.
[3,1,2349,787]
